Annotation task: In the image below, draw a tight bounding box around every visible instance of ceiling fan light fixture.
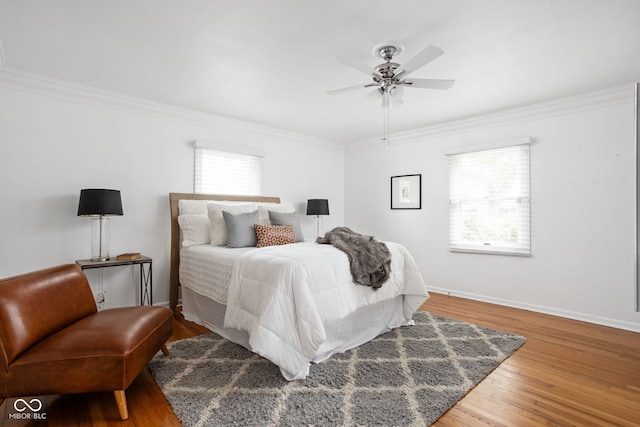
[381,94,388,108]
[366,88,384,103]
[388,85,404,100]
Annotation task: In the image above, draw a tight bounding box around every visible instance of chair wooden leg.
[113,390,129,420]
[161,344,170,355]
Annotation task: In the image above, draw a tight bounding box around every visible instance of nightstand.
[76,255,153,306]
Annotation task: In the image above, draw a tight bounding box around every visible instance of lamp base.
[91,216,110,261]
[314,216,324,239]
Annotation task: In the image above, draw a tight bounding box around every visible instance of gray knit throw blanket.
[316,227,391,289]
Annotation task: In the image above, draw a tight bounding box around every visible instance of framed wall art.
[391,174,421,209]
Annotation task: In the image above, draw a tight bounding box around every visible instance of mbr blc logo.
[8,398,47,420]
[14,398,43,412]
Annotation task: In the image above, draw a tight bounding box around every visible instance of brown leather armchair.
[0,264,173,420]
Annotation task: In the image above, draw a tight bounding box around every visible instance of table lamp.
[78,189,123,261]
[307,199,329,238]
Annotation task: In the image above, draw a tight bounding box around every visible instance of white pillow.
[178,199,248,215]
[207,202,257,245]
[257,202,295,225]
[178,199,212,215]
[177,214,210,247]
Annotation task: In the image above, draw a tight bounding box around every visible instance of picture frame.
[391,174,422,209]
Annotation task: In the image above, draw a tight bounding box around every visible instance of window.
[448,143,530,255]
[194,146,261,195]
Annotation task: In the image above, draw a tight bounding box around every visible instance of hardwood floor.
[423,294,640,426]
[1,293,638,426]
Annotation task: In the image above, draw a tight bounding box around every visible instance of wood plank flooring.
[1,292,638,426]
[423,294,640,426]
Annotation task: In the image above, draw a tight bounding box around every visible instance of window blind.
[448,144,530,255]
[194,147,261,195]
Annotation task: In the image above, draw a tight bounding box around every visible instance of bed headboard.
[168,193,281,310]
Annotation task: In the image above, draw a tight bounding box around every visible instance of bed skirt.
[181,286,409,375]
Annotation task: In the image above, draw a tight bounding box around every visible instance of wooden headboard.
[168,193,281,310]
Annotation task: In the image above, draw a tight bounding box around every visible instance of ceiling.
[0,0,639,144]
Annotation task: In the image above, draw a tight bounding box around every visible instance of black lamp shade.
[77,189,123,216]
[307,199,329,216]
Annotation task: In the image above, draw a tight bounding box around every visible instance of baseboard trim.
[427,286,640,333]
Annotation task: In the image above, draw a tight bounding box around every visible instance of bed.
[169,192,429,380]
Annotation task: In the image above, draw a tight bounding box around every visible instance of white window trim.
[447,140,531,256]
[444,136,531,156]
[193,140,264,196]
[193,139,267,158]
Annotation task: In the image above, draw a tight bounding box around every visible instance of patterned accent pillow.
[254,224,297,248]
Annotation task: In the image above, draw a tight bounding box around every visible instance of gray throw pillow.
[222,210,260,248]
[268,211,304,242]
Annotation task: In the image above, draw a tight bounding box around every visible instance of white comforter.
[224,241,428,380]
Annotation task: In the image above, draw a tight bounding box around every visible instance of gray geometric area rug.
[148,311,525,427]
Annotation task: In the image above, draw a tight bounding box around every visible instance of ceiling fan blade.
[403,78,455,90]
[337,55,380,77]
[396,45,445,77]
[327,83,377,95]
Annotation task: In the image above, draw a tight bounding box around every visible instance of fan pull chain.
[383,99,390,148]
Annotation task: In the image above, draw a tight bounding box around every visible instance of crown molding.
[0,52,343,152]
[1,35,631,155]
[346,84,635,151]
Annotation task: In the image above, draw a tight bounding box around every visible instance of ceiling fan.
[327,42,455,108]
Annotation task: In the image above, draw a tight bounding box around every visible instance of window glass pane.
[448,144,530,255]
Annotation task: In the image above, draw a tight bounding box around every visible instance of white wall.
[0,72,344,307]
[345,85,640,332]
[2,68,638,333]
